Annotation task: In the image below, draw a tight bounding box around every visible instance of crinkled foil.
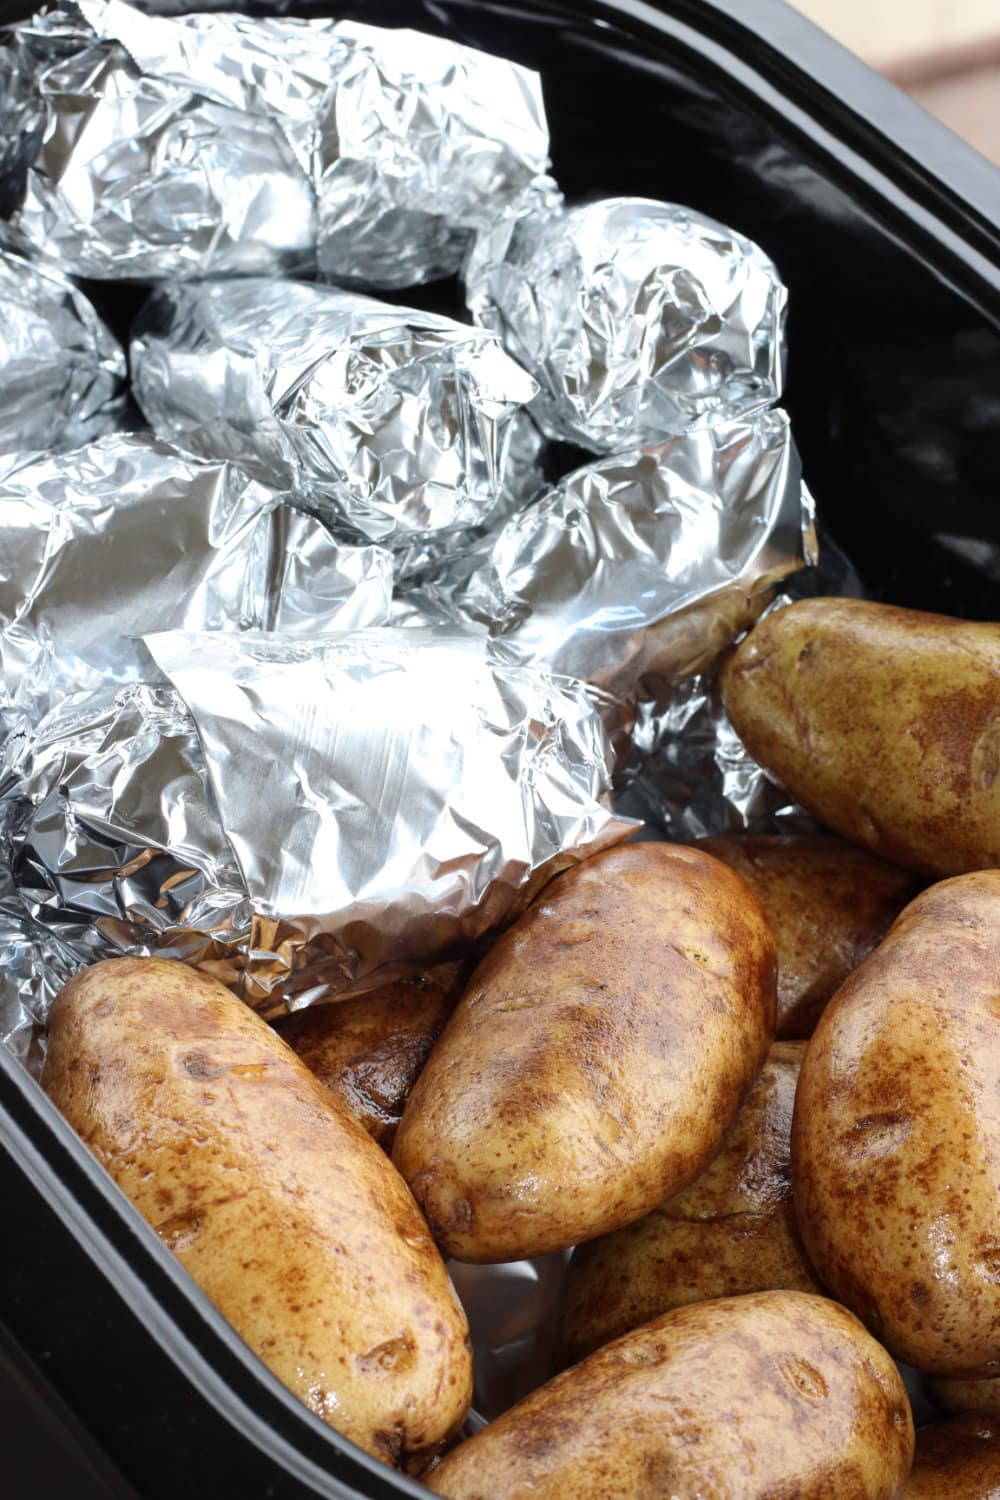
[1,2,549,286]
[0,247,126,453]
[0,432,392,719]
[396,410,816,724]
[131,279,537,551]
[0,629,632,1047]
[466,195,786,452]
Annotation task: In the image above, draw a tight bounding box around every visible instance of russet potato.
[903,1414,1000,1498]
[430,1292,914,1500]
[42,957,473,1471]
[560,1040,820,1362]
[393,842,776,1262]
[792,873,1000,1375]
[273,963,464,1149]
[930,1372,1000,1417]
[720,598,1000,877]
[697,834,919,1037]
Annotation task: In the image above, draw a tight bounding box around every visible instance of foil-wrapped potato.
[793,873,1000,1375]
[904,1414,1000,1497]
[393,842,776,1262]
[429,1292,914,1499]
[42,958,473,1471]
[273,964,465,1149]
[697,835,920,1037]
[721,598,1000,877]
[560,1041,820,1362]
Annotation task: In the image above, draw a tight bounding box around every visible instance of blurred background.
[792,0,1000,164]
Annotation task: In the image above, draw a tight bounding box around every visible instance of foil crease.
[396,409,816,717]
[0,432,393,718]
[0,247,126,453]
[466,195,786,452]
[0,629,632,1046]
[131,279,538,550]
[2,2,549,286]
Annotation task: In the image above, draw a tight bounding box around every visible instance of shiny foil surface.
[0,629,632,1048]
[466,196,786,452]
[0,247,126,454]
[0,432,392,719]
[1,1,549,286]
[398,409,816,717]
[131,279,538,550]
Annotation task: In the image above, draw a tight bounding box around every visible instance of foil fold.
[0,247,126,453]
[131,279,538,551]
[466,195,786,452]
[0,433,393,719]
[1,629,632,1047]
[2,2,550,286]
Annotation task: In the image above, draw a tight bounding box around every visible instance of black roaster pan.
[1,0,999,1494]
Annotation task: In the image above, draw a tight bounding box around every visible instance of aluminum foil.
[0,247,126,454]
[466,195,786,452]
[0,628,632,1047]
[1,2,549,286]
[0,433,393,722]
[396,409,816,722]
[131,279,538,552]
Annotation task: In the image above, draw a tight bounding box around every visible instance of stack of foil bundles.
[0,0,820,1059]
[0,1,550,284]
[0,247,126,453]
[131,279,538,554]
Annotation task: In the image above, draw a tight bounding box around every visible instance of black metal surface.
[1,0,999,1495]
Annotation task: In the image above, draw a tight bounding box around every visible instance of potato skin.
[42,958,472,1470]
[430,1291,914,1500]
[792,873,1000,1375]
[904,1414,1000,1498]
[720,598,1000,877]
[698,835,920,1038]
[393,842,776,1262]
[930,1374,1000,1417]
[273,964,462,1149]
[560,1041,820,1362]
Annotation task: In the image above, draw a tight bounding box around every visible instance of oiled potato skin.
[720,598,1000,877]
[904,1414,1000,1497]
[43,958,472,1470]
[698,835,920,1037]
[430,1292,914,1500]
[273,964,462,1148]
[561,1041,820,1362]
[394,843,776,1262]
[931,1373,1000,1416]
[793,873,1000,1375]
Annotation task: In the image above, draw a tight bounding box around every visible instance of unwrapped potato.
[930,1373,1000,1417]
[273,963,464,1148]
[697,835,919,1037]
[393,842,776,1262]
[793,872,1000,1375]
[560,1040,820,1362]
[721,598,1000,877]
[430,1291,914,1499]
[903,1413,1000,1497]
[42,957,473,1471]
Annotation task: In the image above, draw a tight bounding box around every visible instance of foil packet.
[0,246,126,453]
[397,409,816,726]
[466,195,786,452]
[131,279,538,552]
[0,432,393,720]
[0,628,632,1046]
[1,1,550,286]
